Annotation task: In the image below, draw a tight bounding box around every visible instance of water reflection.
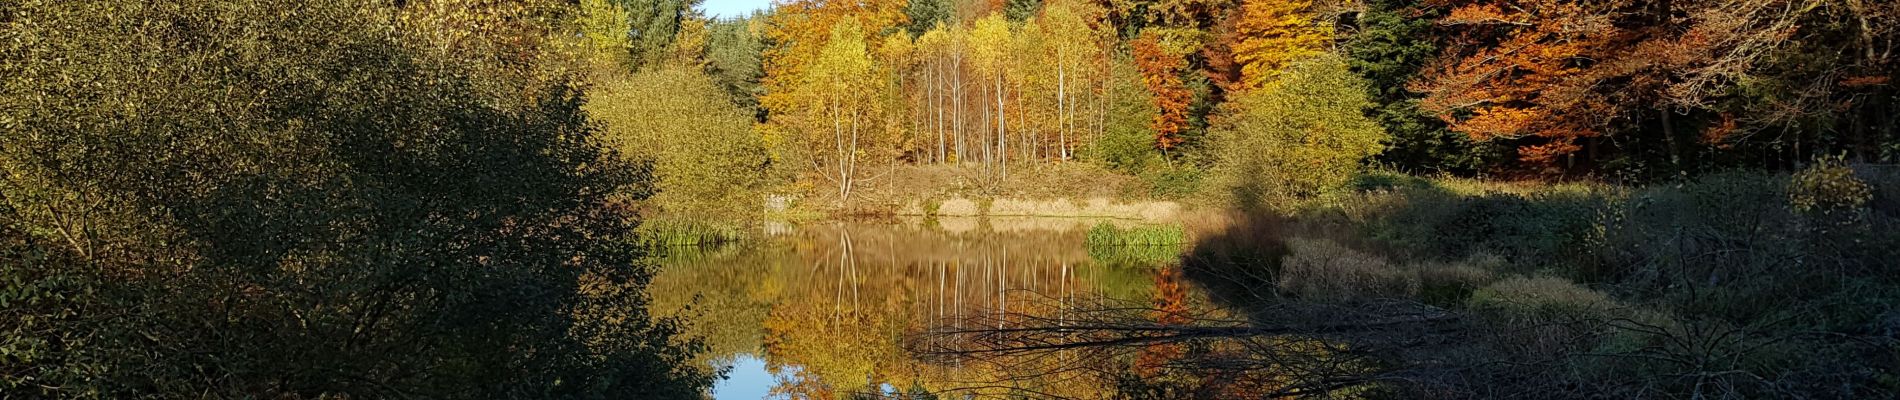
[648,218,1191,399]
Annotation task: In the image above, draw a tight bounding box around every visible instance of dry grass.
[1277,238,1420,302]
[805,163,1150,215]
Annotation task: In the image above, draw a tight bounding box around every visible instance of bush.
[0,1,716,397]
[1791,156,1873,216]
[1467,277,1625,357]
[1600,171,1793,288]
[591,66,772,221]
[1141,167,1206,199]
[1857,164,1900,218]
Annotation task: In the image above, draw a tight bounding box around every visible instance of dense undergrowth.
[1188,163,1900,397]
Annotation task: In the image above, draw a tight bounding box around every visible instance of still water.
[646,217,1216,399]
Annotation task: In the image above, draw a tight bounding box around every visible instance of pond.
[645,217,1233,399]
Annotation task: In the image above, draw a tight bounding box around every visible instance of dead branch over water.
[903,291,1465,399]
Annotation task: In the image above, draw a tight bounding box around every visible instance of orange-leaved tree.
[1131,30,1195,152]
[1412,0,1616,166]
[1412,0,1891,171]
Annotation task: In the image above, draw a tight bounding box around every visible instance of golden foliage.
[1226,0,1333,90]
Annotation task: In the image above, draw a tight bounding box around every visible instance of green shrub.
[1142,167,1206,199]
[1467,277,1627,358]
[1084,52,1168,175]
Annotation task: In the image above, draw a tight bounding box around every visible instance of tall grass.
[1084,222,1189,267]
[638,220,747,247]
[1084,222,1188,247]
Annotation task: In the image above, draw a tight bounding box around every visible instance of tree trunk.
[936,60,946,164]
[1058,62,1069,160]
[982,85,992,167]
[1661,108,1681,175]
[955,55,966,164]
[833,100,848,202]
[996,74,1008,179]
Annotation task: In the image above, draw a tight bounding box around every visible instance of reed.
[638,220,747,247]
[1084,222,1187,247]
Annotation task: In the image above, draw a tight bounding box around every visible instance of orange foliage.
[1414,0,1616,165]
[1417,0,1885,168]
[1134,266,1189,377]
[761,0,908,118]
[1701,113,1737,148]
[1132,33,1193,151]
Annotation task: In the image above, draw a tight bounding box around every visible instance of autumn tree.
[1412,0,1611,168]
[1344,0,1499,174]
[1210,54,1387,208]
[1035,0,1111,160]
[775,20,902,202]
[1102,0,1226,32]
[971,14,1015,175]
[760,0,908,179]
[1131,30,1197,153]
[1225,0,1332,90]
[574,0,638,70]
[1415,0,1898,174]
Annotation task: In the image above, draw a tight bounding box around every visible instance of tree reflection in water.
[649,218,1457,399]
[647,219,1174,398]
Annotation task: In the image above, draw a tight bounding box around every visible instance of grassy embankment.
[1186,163,1900,396]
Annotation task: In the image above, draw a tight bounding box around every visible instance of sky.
[711,355,781,400]
[698,0,774,19]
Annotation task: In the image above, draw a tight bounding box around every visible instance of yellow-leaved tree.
[1210,54,1386,208]
[789,20,901,202]
[577,3,769,221]
[970,14,1015,177]
[1226,0,1332,90]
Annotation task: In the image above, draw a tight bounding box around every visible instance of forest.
[3,0,1898,398]
[563,0,1900,227]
